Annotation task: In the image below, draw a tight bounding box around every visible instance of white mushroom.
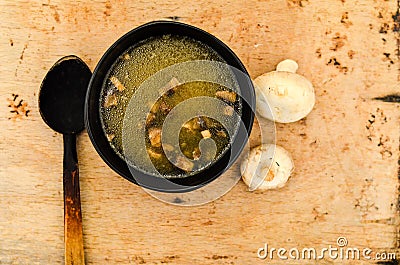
[240,144,294,191]
[253,59,315,123]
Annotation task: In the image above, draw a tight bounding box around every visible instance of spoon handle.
[63,134,85,265]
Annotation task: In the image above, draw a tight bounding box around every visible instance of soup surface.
[100,34,241,177]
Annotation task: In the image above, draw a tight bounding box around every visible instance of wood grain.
[0,0,399,264]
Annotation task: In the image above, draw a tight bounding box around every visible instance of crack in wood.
[374,94,400,103]
[165,16,181,21]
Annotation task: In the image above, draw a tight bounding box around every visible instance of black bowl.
[85,21,255,193]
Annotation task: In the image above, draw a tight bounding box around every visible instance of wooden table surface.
[1,0,399,264]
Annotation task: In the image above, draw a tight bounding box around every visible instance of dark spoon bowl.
[85,21,255,193]
[39,55,92,264]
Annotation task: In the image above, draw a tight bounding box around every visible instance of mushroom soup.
[99,34,242,178]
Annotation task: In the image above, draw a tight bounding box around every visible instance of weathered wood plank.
[0,0,399,264]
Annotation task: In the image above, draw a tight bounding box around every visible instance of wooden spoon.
[39,55,92,265]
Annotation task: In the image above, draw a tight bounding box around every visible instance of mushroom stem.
[276,59,299,73]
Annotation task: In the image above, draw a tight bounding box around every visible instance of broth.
[99,34,241,177]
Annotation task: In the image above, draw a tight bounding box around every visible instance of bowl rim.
[85,20,255,193]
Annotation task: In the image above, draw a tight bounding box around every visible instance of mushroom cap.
[254,71,315,123]
[240,144,294,191]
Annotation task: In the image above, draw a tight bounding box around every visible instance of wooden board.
[0,0,399,264]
